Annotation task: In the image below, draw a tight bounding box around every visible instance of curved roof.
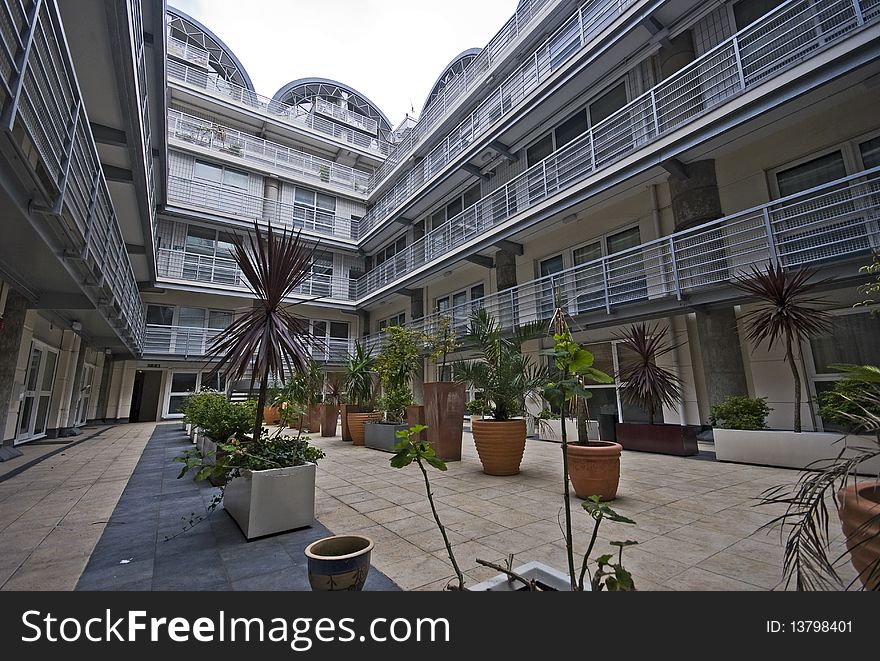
[273,77,392,135]
[421,48,482,115]
[167,7,255,91]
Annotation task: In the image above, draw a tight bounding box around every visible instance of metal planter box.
[223,463,316,540]
[364,422,409,452]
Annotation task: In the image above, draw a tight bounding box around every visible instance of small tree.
[425,316,458,380]
[733,263,831,432]
[375,326,424,423]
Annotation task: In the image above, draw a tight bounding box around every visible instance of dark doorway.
[129,370,162,422]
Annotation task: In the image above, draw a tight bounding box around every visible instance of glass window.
[216,232,236,259]
[776,151,847,197]
[573,241,602,265]
[589,82,628,127]
[316,193,336,211]
[540,254,564,277]
[171,372,197,392]
[464,184,481,208]
[859,136,880,169]
[295,187,316,206]
[732,0,786,30]
[606,227,641,254]
[146,305,174,326]
[446,197,463,220]
[330,322,349,339]
[193,160,222,183]
[208,310,233,328]
[201,372,226,392]
[527,133,554,167]
[178,307,206,328]
[810,313,880,374]
[555,110,588,149]
[430,209,446,231]
[470,284,485,300]
[185,226,216,255]
[40,351,57,392]
[222,168,248,189]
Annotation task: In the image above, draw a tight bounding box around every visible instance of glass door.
[16,342,58,444]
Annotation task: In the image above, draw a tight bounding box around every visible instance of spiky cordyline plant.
[206,221,321,442]
[343,341,376,408]
[733,263,831,433]
[615,322,682,424]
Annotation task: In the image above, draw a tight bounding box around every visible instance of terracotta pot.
[308,405,322,433]
[424,382,465,461]
[305,535,374,591]
[262,406,281,425]
[471,418,527,476]
[321,403,339,437]
[406,405,426,441]
[567,441,622,501]
[340,404,364,441]
[348,411,382,446]
[837,481,880,590]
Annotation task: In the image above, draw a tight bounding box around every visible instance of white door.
[16,342,58,444]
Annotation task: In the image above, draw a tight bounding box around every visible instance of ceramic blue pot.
[304,535,374,591]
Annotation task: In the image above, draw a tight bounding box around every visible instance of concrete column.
[357,309,371,338]
[658,30,695,79]
[409,288,425,405]
[48,330,80,437]
[495,249,518,291]
[668,159,723,231]
[263,176,281,223]
[693,308,749,411]
[0,288,28,444]
[60,340,88,434]
[96,353,113,421]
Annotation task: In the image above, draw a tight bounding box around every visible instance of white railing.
[365,166,880,346]
[168,109,372,194]
[144,324,354,364]
[314,97,377,136]
[166,175,361,241]
[357,0,879,297]
[155,248,358,301]
[359,0,637,235]
[166,33,210,69]
[167,59,392,156]
[0,0,145,352]
[371,0,553,188]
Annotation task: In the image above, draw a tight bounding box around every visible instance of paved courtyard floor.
[0,421,860,591]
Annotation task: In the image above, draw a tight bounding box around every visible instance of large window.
[145,305,233,354]
[436,283,485,332]
[312,320,350,362]
[182,225,238,285]
[166,371,226,417]
[293,186,336,234]
[378,312,405,332]
[193,160,249,189]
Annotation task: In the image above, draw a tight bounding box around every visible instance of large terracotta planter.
[615,422,698,456]
[471,418,527,476]
[837,481,880,590]
[406,405,426,441]
[305,534,374,591]
[308,405,322,433]
[567,441,622,501]
[348,411,382,446]
[424,382,465,461]
[340,404,364,441]
[321,403,339,437]
[263,406,282,425]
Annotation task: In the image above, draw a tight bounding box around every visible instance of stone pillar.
[495,249,518,328]
[668,160,723,231]
[60,340,88,435]
[693,308,749,410]
[410,288,425,404]
[263,177,281,223]
[658,30,695,79]
[357,309,371,338]
[0,288,28,444]
[96,353,113,422]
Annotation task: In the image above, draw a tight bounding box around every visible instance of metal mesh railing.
[155,248,358,300]
[0,0,146,352]
[363,166,880,347]
[356,0,877,297]
[168,109,371,195]
[166,33,210,69]
[166,175,361,241]
[167,59,392,156]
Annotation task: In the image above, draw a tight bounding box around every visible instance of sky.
[170,0,520,128]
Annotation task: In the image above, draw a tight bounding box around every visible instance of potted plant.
[343,341,381,445]
[614,322,697,456]
[321,378,343,437]
[423,315,466,460]
[713,263,870,469]
[454,309,547,475]
[319,164,330,182]
[262,386,283,425]
[304,534,374,591]
[365,326,422,452]
[304,359,325,434]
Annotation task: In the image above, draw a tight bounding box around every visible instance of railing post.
[534,51,540,84]
[649,89,660,137]
[602,260,612,314]
[731,36,747,92]
[668,237,682,301]
[588,130,597,170]
[762,207,780,268]
[853,0,865,25]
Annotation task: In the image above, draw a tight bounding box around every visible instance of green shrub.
[465,398,490,417]
[179,389,223,429]
[200,398,258,442]
[818,378,880,432]
[709,395,771,430]
[377,384,414,424]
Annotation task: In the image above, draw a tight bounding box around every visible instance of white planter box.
[714,429,880,474]
[469,561,579,591]
[223,463,316,540]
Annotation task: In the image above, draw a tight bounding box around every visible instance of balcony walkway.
[0,420,863,591]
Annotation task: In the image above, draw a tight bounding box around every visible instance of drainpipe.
[651,184,687,426]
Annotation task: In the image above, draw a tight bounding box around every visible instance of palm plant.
[454,309,547,420]
[304,359,325,408]
[615,322,682,424]
[205,221,318,442]
[732,263,831,432]
[344,341,376,408]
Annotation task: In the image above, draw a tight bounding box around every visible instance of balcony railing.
[365,166,880,348]
[0,0,145,352]
[314,98,378,136]
[167,59,392,156]
[144,324,353,363]
[168,109,371,195]
[167,175,360,241]
[369,0,552,189]
[155,248,358,301]
[166,33,210,69]
[356,0,879,297]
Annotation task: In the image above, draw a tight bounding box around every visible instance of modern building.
[1,0,879,446]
